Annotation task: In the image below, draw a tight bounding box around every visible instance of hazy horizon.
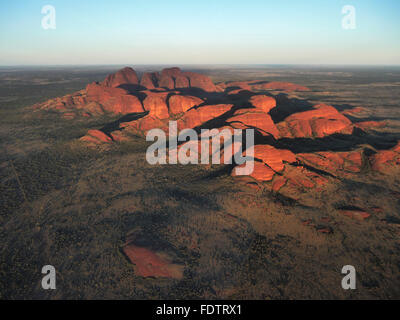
[2,63,400,68]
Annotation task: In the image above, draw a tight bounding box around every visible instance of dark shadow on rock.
[270,93,314,123]
[276,132,399,154]
[225,90,257,102]
[333,104,359,112]
[117,84,147,93]
[124,91,147,104]
[251,81,269,85]
[174,87,226,103]
[224,86,242,93]
[100,111,149,136]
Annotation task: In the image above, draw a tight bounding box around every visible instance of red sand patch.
[123,244,184,279]
[338,209,371,221]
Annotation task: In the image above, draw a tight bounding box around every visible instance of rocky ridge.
[33,66,399,188]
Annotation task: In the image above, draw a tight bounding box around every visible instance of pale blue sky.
[0,0,399,65]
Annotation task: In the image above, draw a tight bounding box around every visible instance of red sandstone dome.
[101,67,139,88]
[277,104,354,138]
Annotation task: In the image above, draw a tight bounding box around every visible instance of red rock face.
[110,130,129,142]
[370,142,400,173]
[112,95,145,114]
[338,209,371,220]
[355,121,387,130]
[159,74,175,90]
[184,72,217,92]
[140,72,160,89]
[101,67,139,88]
[86,82,144,114]
[155,67,219,92]
[252,145,296,172]
[120,115,165,135]
[86,82,127,100]
[80,129,112,145]
[228,112,279,138]
[311,118,352,137]
[249,95,277,113]
[297,151,364,175]
[161,67,182,78]
[138,116,165,132]
[283,165,329,190]
[285,104,348,122]
[142,91,170,119]
[175,75,190,88]
[168,95,203,115]
[232,161,276,181]
[180,104,233,129]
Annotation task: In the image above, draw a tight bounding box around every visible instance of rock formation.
[32,66,399,200]
[101,67,139,88]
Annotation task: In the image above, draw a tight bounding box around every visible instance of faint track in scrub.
[2,144,28,204]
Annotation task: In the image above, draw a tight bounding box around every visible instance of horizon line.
[1,63,400,68]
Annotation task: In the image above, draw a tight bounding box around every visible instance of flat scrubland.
[1,66,400,299]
